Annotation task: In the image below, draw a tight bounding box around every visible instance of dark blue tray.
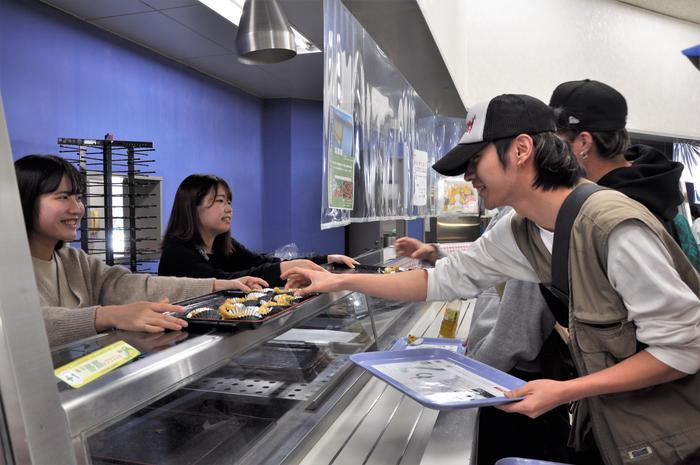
[390,336,465,353]
[350,348,525,410]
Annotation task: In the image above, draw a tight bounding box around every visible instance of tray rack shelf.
[58,137,161,272]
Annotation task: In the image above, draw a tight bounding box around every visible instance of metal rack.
[58,137,161,272]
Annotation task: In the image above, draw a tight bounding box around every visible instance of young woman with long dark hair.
[159,174,357,286]
[15,155,266,346]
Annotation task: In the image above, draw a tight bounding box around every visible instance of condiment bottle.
[439,302,461,339]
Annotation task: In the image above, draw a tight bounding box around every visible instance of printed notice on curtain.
[328,106,355,210]
[412,149,428,206]
[439,178,478,214]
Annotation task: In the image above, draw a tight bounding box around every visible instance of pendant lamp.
[236,0,297,64]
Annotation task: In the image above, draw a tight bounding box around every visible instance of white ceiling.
[37,0,696,114]
[40,0,326,100]
[617,0,700,25]
[38,0,466,116]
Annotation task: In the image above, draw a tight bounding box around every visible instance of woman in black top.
[159,174,357,286]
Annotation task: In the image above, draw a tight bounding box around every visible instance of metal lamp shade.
[236,0,297,64]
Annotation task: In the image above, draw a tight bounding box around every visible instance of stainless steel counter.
[46,247,456,465]
[299,297,478,465]
[43,247,479,465]
[57,290,353,440]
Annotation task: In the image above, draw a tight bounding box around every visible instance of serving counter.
[47,248,477,465]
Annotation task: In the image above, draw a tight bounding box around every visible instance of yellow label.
[54,341,141,389]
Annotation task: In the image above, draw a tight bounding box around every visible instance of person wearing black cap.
[550,78,700,271]
[394,81,700,463]
[282,93,700,465]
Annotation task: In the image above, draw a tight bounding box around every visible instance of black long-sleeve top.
[158,238,327,286]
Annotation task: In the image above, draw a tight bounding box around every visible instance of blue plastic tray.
[495,458,572,465]
[390,336,465,353]
[350,348,526,410]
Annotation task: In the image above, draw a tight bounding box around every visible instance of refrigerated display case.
[47,249,433,465]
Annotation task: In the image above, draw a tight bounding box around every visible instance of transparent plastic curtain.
[674,141,700,205]
[674,141,700,173]
[321,0,465,229]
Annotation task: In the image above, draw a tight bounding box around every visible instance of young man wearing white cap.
[283,94,700,465]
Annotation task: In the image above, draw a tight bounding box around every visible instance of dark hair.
[14,154,82,250]
[162,174,233,256]
[553,107,630,158]
[494,132,583,190]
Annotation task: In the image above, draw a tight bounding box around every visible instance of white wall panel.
[418,0,700,139]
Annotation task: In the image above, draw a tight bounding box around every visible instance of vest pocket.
[574,320,638,373]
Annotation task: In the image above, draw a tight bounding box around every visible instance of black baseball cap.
[432,94,557,177]
[549,79,627,131]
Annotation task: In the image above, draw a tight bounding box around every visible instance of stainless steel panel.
[341,0,466,117]
[0,92,76,463]
[435,215,481,243]
[419,409,478,465]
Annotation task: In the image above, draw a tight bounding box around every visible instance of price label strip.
[54,341,141,389]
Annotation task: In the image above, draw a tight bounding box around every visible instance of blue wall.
[262,99,293,251]
[0,0,344,255]
[290,99,344,255]
[262,99,344,256]
[406,218,424,241]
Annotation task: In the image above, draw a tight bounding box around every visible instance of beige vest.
[511,189,700,465]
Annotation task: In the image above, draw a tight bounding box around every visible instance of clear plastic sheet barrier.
[321,0,465,229]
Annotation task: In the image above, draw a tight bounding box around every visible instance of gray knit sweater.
[34,247,215,347]
[466,279,554,372]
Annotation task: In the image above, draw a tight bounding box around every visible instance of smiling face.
[463,140,523,210]
[32,175,84,245]
[464,144,506,209]
[197,184,232,237]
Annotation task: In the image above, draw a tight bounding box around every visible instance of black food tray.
[231,343,331,382]
[173,290,316,329]
[237,343,323,371]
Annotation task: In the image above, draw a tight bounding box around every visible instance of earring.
[580,150,589,160]
[516,153,523,167]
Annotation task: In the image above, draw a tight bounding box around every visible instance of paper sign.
[54,340,141,388]
[328,106,355,210]
[412,149,428,206]
[438,178,478,214]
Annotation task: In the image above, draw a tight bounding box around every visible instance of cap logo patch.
[457,100,489,145]
[466,115,476,133]
[568,116,580,124]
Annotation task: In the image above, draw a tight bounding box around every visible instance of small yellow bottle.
[439,303,461,339]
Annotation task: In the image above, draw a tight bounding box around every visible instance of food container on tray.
[172,288,314,329]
